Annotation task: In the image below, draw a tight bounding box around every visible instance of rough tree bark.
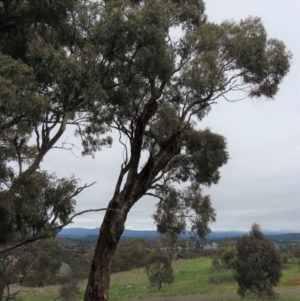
[84,196,128,301]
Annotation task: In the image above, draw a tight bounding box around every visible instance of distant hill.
[58,228,161,238]
[58,227,100,237]
[266,233,300,241]
[58,228,300,241]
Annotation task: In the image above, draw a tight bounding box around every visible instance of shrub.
[58,280,81,301]
[234,223,282,298]
[209,258,222,273]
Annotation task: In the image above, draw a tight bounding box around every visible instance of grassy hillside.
[110,258,233,299]
[15,258,300,301]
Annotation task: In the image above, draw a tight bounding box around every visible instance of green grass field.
[14,258,300,301]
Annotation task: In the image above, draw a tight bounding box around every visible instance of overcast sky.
[41,0,300,232]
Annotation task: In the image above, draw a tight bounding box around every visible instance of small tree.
[209,258,222,273]
[234,223,282,298]
[145,251,174,290]
[221,246,235,269]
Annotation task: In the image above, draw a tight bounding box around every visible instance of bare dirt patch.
[280,277,300,287]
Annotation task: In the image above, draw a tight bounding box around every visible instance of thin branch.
[181,90,214,120]
[114,161,130,197]
[0,207,120,254]
[52,137,82,158]
[221,94,248,102]
[35,126,41,151]
[119,131,129,166]
[70,182,97,199]
[0,114,25,134]
[66,207,120,225]
[144,193,163,201]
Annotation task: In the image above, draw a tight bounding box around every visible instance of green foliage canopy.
[0,0,111,251]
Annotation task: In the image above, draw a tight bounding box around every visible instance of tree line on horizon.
[1,223,300,300]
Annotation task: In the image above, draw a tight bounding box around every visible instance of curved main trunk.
[84,197,128,301]
[84,127,183,300]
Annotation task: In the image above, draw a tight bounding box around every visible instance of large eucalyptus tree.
[0,0,291,300]
[82,1,290,300]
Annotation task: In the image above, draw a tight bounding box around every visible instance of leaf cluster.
[152,128,228,239]
[0,171,79,246]
[21,238,63,287]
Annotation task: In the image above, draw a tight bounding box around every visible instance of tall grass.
[208,271,235,284]
[14,258,300,301]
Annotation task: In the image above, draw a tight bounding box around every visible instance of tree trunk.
[84,196,128,301]
[157,281,162,291]
[0,282,5,301]
[83,124,183,300]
